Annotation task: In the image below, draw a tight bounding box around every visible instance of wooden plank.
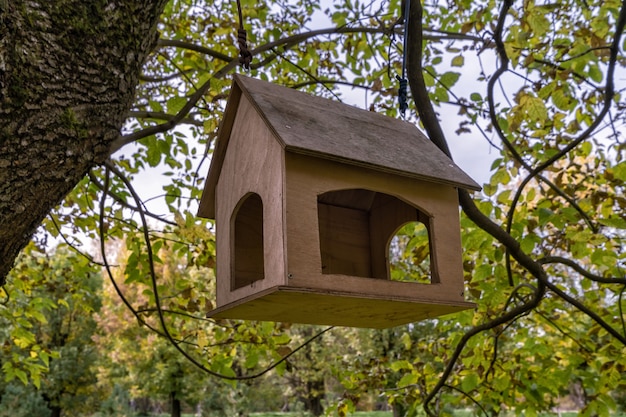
[317,189,377,211]
[207,286,475,328]
[214,95,287,306]
[287,273,464,303]
[369,193,420,280]
[284,152,467,299]
[197,83,243,219]
[318,203,372,277]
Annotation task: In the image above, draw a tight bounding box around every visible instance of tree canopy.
[1,0,626,415]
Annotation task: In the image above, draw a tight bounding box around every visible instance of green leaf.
[166,96,188,115]
[401,332,412,350]
[461,373,479,392]
[537,208,553,226]
[451,55,464,67]
[551,88,575,111]
[613,161,626,181]
[440,71,461,87]
[520,234,539,253]
[598,217,626,229]
[581,141,592,157]
[148,99,163,113]
[244,351,259,369]
[588,64,603,83]
[521,94,548,123]
[146,141,162,167]
[398,372,418,387]
[473,264,493,282]
[470,92,482,102]
[273,333,291,345]
[527,9,550,37]
[14,368,28,385]
[390,360,413,371]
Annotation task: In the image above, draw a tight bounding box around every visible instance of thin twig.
[127,111,203,127]
[538,256,626,285]
[111,25,490,154]
[157,39,232,62]
[49,215,106,266]
[89,171,178,227]
[443,384,489,417]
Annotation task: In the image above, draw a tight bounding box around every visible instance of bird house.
[198,75,480,328]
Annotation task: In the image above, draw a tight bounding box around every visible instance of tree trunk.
[50,405,62,417]
[171,391,182,417]
[392,402,407,417]
[42,394,62,417]
[0,0,167,283]
[304,379,325,416]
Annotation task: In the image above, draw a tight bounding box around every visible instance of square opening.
[317,189,438,283]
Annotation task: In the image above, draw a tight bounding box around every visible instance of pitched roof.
[198,75,480,218]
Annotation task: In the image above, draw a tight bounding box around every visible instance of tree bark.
[302,379,325,416]
[49,405,62,417]
[0,0,167,283]
[171,391,182,417]
[42,393,62,417]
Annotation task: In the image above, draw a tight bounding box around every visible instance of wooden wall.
[214,95,287,306]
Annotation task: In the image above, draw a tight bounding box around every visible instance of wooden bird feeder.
[198,75,481,328]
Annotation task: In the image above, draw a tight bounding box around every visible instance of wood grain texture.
[369,192,423,280]
[214,96,287,306]
[200,76,476,327]
[283,153,467,301]
[207,286,475,328]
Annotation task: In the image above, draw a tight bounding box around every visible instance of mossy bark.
[0,0,167,282]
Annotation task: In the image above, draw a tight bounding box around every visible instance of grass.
[156,411,626,417]
[251,413,391,417]
[250,412,626,417]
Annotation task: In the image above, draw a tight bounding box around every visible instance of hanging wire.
[236,0,252,69]
[396,0,411,117]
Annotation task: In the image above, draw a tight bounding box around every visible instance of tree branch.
[538,256,626,285]
[501,0,626,286]
[88,171,177,227]
[109,75,213,154]
[140,70,195,83]
[48,215,105,266]
[443,384,489,417]
[403,1,564,414]
[157,38,233,62]
[111,24,492,155]
[127,110,204,127]
[544,277,626,344]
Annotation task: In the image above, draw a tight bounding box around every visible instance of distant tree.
[0,244,102,417]
[283,326,328,416]
[2,1,626,416]
[95,240,212,417]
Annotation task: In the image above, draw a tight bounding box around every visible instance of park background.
[1,0,626,416]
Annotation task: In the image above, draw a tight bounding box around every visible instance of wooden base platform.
[206,286,475,328]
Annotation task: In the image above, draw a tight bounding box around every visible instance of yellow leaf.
[451,55,465,67]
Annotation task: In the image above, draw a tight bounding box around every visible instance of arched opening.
[231,193,264,290]
[317,189,435,282]
[388,221,433,284]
